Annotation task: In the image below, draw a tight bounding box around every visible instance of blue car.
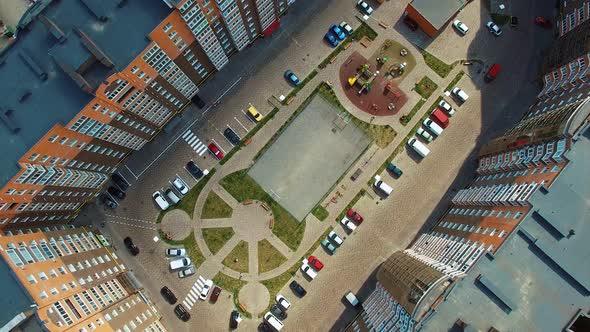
[324,32,339,47]
[284,70,300,86]
[330,24,346,41]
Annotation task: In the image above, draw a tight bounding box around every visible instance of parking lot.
[249,95,371,220]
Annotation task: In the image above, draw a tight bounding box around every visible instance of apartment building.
[0,225,167,332]
[0,0,290,231]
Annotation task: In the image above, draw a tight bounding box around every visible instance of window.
[26,274,37,284]
[50,288,58,295]
[38,272,48,280]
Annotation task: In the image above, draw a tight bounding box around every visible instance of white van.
[408,137,431,158]
[153,191,170,211]
[264,312,284,331]
[373,176,393,196]
[345,291,361,308]
[423,119,443,136]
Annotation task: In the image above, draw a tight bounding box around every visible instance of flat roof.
[408,0,466,30]
[0,0,171,186]
[420,127,590,332]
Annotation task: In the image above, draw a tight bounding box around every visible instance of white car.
[340,21,353,35]
[166,248,186,256]
[328,231,343,246]
[452,20,469,35]
[416,127,434,142]
[357,0,373,15]
[169,257,191,270]
[340,216,357,232]
[172,177,189,195]
[452,87,469,102]
[199,279,213,300]
[301,259,318,279]
[276,294,291,311]
[438,100,456,116]
[486,21,502,36]
[153,191,170,211]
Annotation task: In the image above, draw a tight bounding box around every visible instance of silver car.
[178,265,196,278]
[416,127,434,142]
[486,21,502,36]
[166,248,187,256]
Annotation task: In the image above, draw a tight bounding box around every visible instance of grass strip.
[201,191,233,219]
[422,50,454,78]
[202,227,235,255]
[283,70,318,103]
[335,189,366,222]
[258,239,288,273]
[311,205,329,221]
[221,240,249,273]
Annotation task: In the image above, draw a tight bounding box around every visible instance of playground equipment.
[348,63,377,94]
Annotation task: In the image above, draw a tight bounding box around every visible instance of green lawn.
[220,170,305,251]
[283,70,318,102]
[311,205,329,221]
[258,239,287,273]
[222,240,249,273]
[351,20,378,41]
[444,71,465,92]
[202,227,235,255]
[422,50,454,78]
[415,76,438,99]
[212,272,250,318]
[157,230,206,267]
[400,98,426,126]
[201,191,233,219]
[260,226,333,316]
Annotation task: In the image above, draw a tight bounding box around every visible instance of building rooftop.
[419,126,590,332]
[0,0,172,186]
[408,0,466,30]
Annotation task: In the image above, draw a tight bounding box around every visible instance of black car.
[174,304,190,322]
[223,127,241,146]
[289,280,307,297]
[111,173,129,191]
[99,194,118,209]
[160,286,177,304]
[230,310,240,329]
[107,186,126,200]
[270,304,287,320]
[258,322,273,332]
[186,161,204,180]
[123,237,139,256]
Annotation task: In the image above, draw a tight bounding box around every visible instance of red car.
[535,17,552,29]
[208,143,224,160]
[346,208,364,224]
[308,256,324,271]
[209,286,221,303]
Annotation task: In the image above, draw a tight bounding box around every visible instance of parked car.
[178,265,196,278]
[174,304,190,322]
[346,208,364,223]
[423,118,444,136]
[276,294,291,310]
[289,280,307,297]
[208,143,224,160]
[153,191,170,211]
[258,322,273,332]
[111,173,129,191]
[124,237,139,255]
[328,231,343,246]
[199,279,214,300]
[484,63,501,82]
[452,20,469,35]
[452,87,469,103]
[169,257,191,270]
[341,216,357,232]
[166,248,187,256]
[322,238,336,254]
[172,177,189,195]
[165,188,180,204]
[247,105,263,122]
[301,259,318,279]
[230,310,242,329]
[408,137,431,158]
[210,286,222,303]
[535,16,552,29]
[271,304,287,320]
[324,32,338,47]
[430,108,450,129]
[308,256,324,271]
[486,21,502,36]
[438,99,456,116]
[160,286,177,304]
[284,70,300,86]
[264,312,284,331]
[340,21,353,35]
[107,186,126,199]
[373,175,393,197]
[386,163,403,178]
[223,127,241,145]
[329,24,346,40]
[186,160,204,180]
[403,16,418,31]
[416,127,434,142]
[99,194,118,209]
[345,291,361,309]
[357,0,373,15]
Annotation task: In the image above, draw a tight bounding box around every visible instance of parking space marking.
[240,109,257,124]
[116,172,132,187]
[104,214,155,225]
[123,165,139,180]
[211,138,226,154]
[234,117,249,132]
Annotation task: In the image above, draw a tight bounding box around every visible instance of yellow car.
[247,105,263,122]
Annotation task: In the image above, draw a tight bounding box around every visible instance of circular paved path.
[160,209,192,240]
[231,201,273,242]
[238,281,269,316]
